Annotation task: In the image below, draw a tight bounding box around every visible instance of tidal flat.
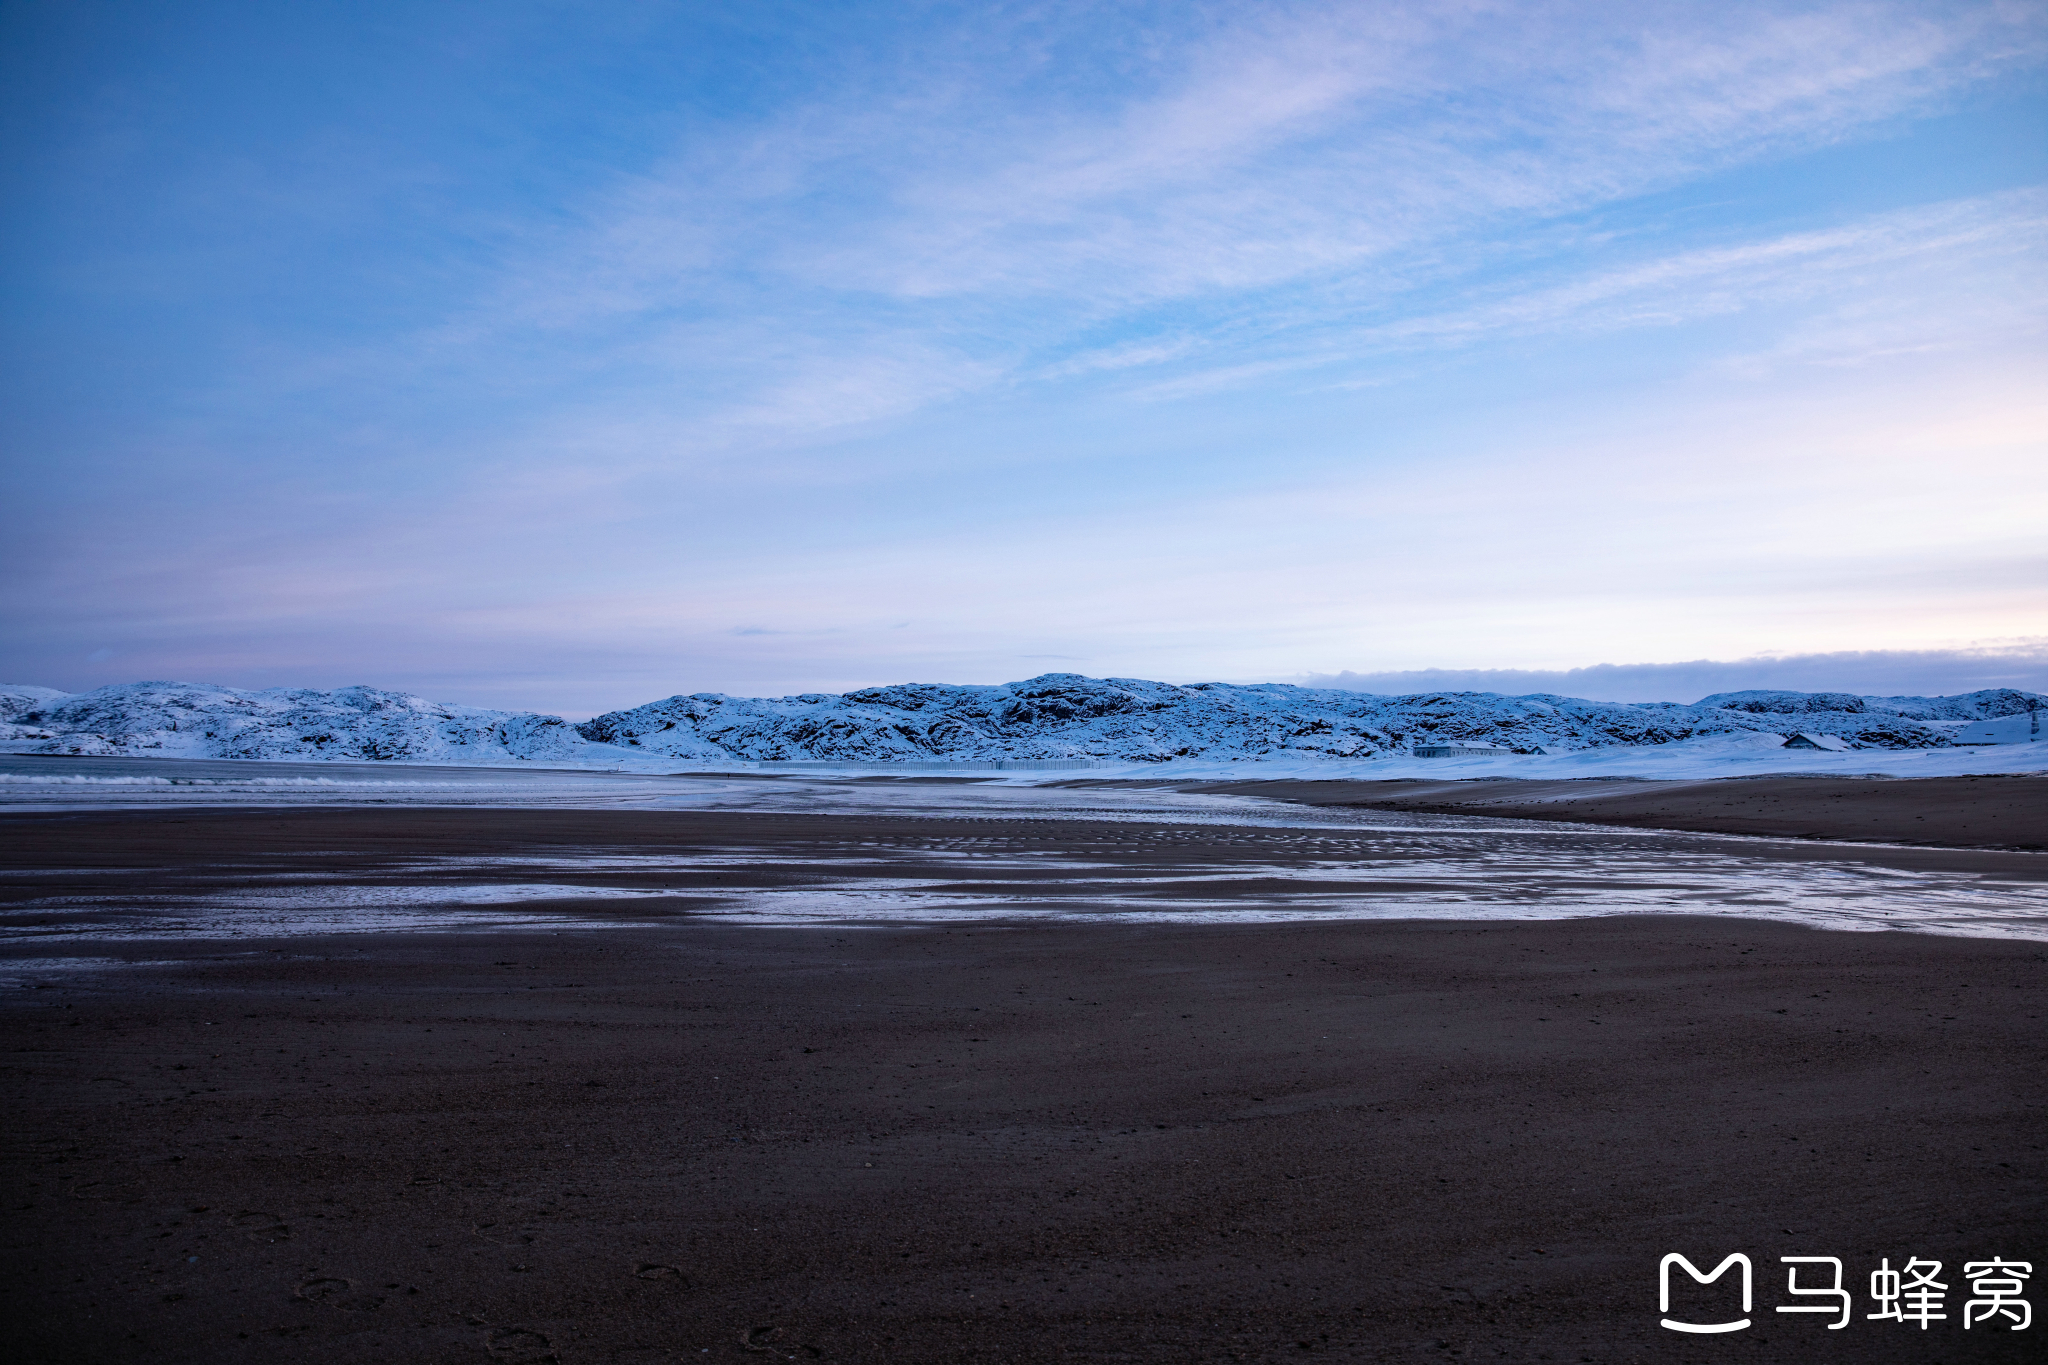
[3,793,2044,1363]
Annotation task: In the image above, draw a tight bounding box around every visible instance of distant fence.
[762,758,1105,771]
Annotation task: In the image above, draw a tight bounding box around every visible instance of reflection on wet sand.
[3,774,2044,946]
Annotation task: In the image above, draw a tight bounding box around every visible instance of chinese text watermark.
[1659,1254,2029,1334]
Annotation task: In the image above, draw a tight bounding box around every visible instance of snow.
[1025,730,2048,781]
[1700,688,2043,722]
[0,683,72,744]
[579,672,2038,763]
[1953,713,2044,745]
[1,673,2041,778]
[0,681,639,766]
[0,684,69,718]
[1783,732,1853,752]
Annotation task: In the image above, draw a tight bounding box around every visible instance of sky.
[2,0,2044,716]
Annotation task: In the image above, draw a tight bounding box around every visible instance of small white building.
[1781,732,1851,751]
[1951,713,2042,745]
[1414,742,1510,758]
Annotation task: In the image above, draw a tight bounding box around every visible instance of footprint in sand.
[296,1277,349,1302]
[739,1326,822,1359]
[233,1210,289,1241]
[473,1221,540,1246]
[484,1326,558,1363]
[634,1263,688,1282]
[297,1277,386,1312]
[65,1180,132,1202]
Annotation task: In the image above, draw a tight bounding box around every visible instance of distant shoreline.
[1108,773,2048,852]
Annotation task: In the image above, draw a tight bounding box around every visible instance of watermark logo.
[1964,1260,2033,1331]
[1660,1254,2030,1334]
[1869,1258,1946,1328]
[1776,1256,1849,1330]
[1658,1253,1750,1334]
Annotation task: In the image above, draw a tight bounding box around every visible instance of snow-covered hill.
[1697,688,2042,723]
[578,672,2027,762]
[0,684,69,725]
[0,682,629,765]
[3,674,2039,768]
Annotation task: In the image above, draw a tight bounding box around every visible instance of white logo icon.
[1660,1253,1752,1334]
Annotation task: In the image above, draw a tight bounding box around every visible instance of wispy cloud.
[8,2,2046,707]
[1383,189,2044,344]
[416,0,2043,456]
[1111,185,2048,397]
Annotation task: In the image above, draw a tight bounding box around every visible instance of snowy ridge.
[2,674,2041,770]
[0,685,69,725]
[0,681,625,766]
[583,672,2036,761]
[1697,688,2042,722]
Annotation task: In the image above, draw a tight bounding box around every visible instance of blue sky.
[3,0,2044,715]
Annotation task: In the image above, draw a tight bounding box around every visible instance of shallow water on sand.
[3,755,2044,945]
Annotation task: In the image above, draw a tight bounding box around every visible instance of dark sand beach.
[1147,774,2048,851]
[4,802,2045,1363]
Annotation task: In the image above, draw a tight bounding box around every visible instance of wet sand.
[4,808,2045,1363]
[1142,774,2048,850]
